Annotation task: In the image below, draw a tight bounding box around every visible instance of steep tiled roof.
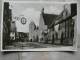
[42,13,58,27]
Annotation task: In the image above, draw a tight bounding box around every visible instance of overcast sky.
[9,2,65,33]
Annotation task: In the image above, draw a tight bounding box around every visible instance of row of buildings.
[3,3,77,49]
[29,3,77,46]
[3,3,29,47]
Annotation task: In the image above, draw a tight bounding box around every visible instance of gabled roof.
[42,13,58,27]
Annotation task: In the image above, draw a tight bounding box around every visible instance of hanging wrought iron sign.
[21,17,27,25]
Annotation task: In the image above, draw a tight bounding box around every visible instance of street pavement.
[5,41,68,50]
[5,42,46,50]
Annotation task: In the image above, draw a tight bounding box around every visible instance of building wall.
[47,4,75,45]
[38,13,47,42]
[29,21,36,41]
[3,2,12,49]
[10,21,16,32]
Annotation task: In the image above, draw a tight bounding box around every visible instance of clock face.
[21,17,27,24]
